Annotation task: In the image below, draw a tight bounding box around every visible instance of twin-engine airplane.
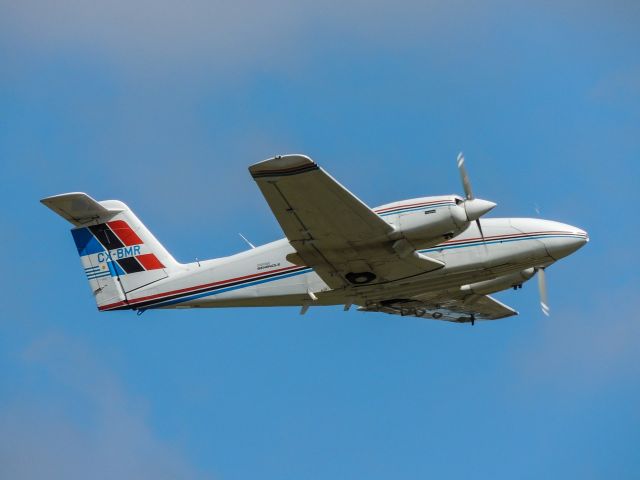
[42,154,587,324]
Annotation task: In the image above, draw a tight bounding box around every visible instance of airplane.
[41,153,588,324]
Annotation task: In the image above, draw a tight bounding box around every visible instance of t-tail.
[41,192,179,311]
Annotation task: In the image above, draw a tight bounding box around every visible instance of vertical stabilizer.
[41,193,180,310]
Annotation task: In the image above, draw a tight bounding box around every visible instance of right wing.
[250,155,444,289]
[358,294,518,322]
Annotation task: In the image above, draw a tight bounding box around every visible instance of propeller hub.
[464,198,496,222]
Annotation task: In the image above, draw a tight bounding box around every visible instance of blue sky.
[1,1,639,478]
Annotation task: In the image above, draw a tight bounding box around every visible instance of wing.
[250,155,444,289]
[359,294,517,323]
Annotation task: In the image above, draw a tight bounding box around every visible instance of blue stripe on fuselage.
[132,233,584,309]
[377,202,454,217]
[145,268,314,309]
[419,233,585,253]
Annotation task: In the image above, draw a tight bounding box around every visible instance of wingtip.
[249,154,318,179]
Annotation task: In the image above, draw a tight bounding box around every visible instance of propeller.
[536,267,550,316]
[456,152,496,243]
[457,152,474,200]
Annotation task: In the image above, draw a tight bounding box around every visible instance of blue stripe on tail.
[107,260,126,276]
[71,228,105,256]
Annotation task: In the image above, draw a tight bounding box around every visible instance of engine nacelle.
[460,268,535,295]
[377,196,470,246]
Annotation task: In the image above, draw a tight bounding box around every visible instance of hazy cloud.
[0,333,211,480]
[589,67,640,107]
[513,290,640,391]
[1,0,498,78]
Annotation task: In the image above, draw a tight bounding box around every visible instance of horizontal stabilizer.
[41,192,122,226]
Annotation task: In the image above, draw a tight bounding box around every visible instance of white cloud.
[0,333,211,480]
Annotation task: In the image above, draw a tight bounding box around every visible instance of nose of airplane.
[541,221,589,260]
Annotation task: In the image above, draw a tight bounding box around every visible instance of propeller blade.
[456,153,496,238]
[537,268,550,316]
[475,219,485,241]
[476,219,489,252]
[457,152,474,200]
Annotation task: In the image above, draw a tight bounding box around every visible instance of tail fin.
[41,192,179,311]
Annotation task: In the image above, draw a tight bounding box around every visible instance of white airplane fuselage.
[119,197,587,312]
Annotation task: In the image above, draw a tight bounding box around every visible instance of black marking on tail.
[89,224,124,250]
[116,257,145,274]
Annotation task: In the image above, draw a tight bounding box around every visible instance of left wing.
[250,155,444,289]
[359,294,517,323]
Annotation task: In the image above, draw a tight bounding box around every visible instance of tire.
[345,271,376,284]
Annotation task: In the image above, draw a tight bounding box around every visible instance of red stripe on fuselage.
[98,264,305,311]
[439,230,581,246]
[374,199,454,214]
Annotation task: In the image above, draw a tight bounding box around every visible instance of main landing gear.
[345,271,376,284]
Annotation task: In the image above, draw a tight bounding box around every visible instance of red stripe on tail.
[136,253,165,270]
[108,220,143,246]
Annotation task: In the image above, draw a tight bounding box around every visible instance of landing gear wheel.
[345,272,376,284]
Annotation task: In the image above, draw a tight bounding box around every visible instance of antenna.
[239,233,256,249]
